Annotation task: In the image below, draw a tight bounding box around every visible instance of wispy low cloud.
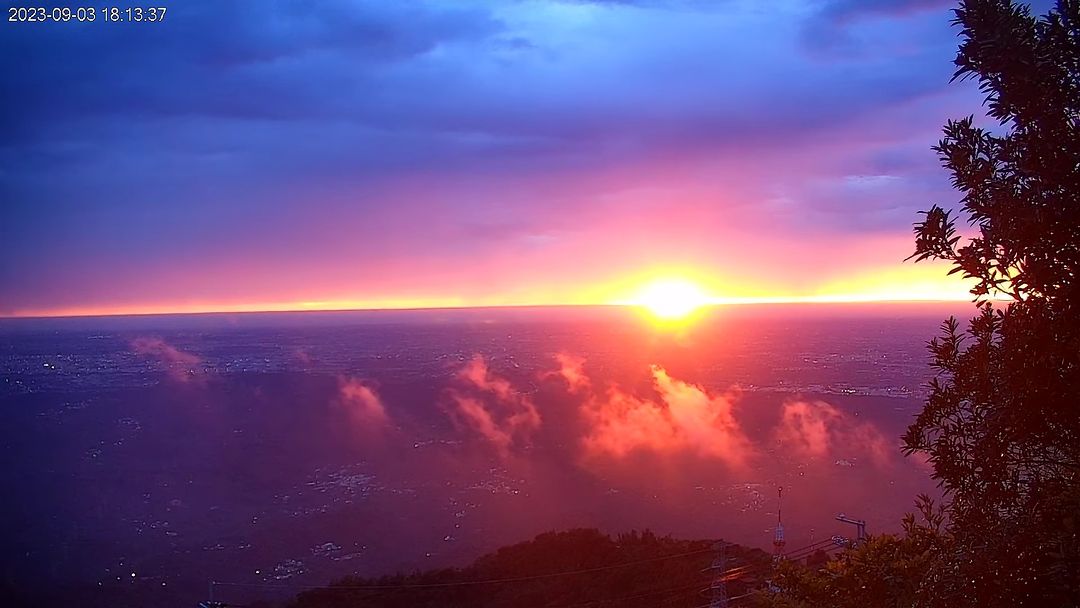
[548,355,898,470]
[131,337,203,383]
[293,348,315,367]
[774,400,892,467]
[336,377,389,428]
[444,356,541,455]
[547,353,590,393]
[580,365,755,470]
[580,381,677,457]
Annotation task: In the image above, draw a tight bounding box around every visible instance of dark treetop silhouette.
[766,1,1080,606]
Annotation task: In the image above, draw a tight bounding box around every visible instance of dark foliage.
[902,0,1080,605]
[287,529,771,608]
[758,496,949,608]
[761,2,1080,607]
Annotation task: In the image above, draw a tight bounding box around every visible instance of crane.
[835,513,867,545]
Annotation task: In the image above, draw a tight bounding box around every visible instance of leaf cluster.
[904,1,1080,605]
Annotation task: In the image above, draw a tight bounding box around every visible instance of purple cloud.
[0,0,999,314]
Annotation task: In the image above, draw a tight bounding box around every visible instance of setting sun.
[634,279,712,319]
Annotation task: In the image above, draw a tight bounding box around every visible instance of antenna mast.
[773,487,786,562]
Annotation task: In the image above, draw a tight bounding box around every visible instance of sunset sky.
[2,0,1039,318]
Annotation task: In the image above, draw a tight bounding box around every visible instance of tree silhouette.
[761,3,1079,607]
[903,0,1079,605]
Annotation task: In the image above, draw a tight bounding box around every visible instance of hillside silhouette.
[285,529,771,608]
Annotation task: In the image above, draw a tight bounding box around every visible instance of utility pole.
[773,487,786,562]
[198,581,228,608]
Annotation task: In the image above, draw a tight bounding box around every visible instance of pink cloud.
[444,356,541,455]
[446,394,514,452]
[551,355,897,470]
[335,377,389,428]
[579,364,754,469]
[547,352,590,393]
[774,400,892,467]
[581,386,678,457]
[130,337,203,383]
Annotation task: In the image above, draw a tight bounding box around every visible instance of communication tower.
[773,487,786,562]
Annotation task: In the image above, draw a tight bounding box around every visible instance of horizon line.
[0,296,979,322]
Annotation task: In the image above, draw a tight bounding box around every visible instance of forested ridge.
[287,529,770,608]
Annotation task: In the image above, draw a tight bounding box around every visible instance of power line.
[211,562,720,608]
[779,535,850,562]
[209,526,855,606]
[690,591,758,608]
[549,579,715,608]
[210,546,714,592]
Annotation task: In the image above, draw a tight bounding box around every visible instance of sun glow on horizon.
[1,261,986,319]
[632,278,712,320]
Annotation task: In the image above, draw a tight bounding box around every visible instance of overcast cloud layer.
[1,0,1051,316]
